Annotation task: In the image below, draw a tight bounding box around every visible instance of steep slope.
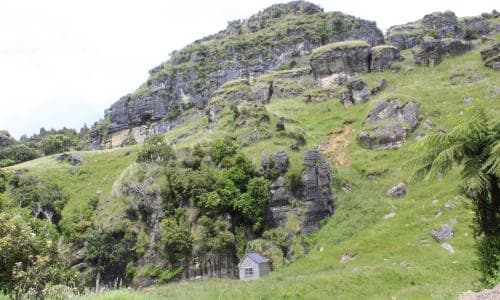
[89,1,383,150]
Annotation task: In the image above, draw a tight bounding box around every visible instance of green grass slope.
[8,42,499,299]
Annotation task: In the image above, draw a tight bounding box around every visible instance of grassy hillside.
[8,40,499,299]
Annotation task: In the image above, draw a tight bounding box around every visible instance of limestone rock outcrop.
[413,37,472,66]
[480,43,500,70]
[387,11,496,50]
[340,78,370,106]
[370,45,403,72]
[358,99,419,149]
[310,41,371,78]
[265,150,334,233]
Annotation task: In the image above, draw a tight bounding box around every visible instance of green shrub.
[0,144,41,165]
[9,176,68,225]
[137,135,176,163]
[285,168,303,196]
[40,134,75,155]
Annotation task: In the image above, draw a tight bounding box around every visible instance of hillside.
[1,2,499,299]
[6,37,499,298]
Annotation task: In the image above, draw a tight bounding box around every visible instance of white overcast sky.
[0,0,497,138]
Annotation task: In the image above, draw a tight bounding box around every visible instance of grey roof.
[245,252,269,264]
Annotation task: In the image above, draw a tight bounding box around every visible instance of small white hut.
[238,252,270,280]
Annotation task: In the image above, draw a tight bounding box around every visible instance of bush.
[40,134,75,155]
[83,228,137,284]
[210,139,238,165]
[137,135,176,163]
[234,177,270,232]
[160,216,192,263]
[286,168,303,196]
[0,144,41,165]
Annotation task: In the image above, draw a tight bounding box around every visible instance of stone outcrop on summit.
[387,11,498,50]
[90,1,383,149]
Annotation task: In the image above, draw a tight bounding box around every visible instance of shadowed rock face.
[370,46,403,72]
[413,37,472,66]
[359,99,419,149]
[265,150,334,233]
[310,43,371,78]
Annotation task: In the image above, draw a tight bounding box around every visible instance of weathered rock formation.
[265,150,334,233]
[358,99,419,149]
[340,78,370,106]
[370,45,403,72]
[90,2,384,149]
[413,37,472,66]
[387,11,498,50]
[480,43,500,70]
[310,41,371,78]
[310,41,403,81]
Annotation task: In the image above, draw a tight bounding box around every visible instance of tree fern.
[409,106,499,286]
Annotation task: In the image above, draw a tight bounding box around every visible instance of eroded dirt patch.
[320,124,352,167]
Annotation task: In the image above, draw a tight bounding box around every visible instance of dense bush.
[9,175,68,225]
[0,211,76,298]
[137,135,176,163]
[0,144,41,166]
[83,227,137,284]
[40,134,75,155]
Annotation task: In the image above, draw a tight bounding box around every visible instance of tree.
[410,106,499,285]
[40,134,75,155]
[0,130,15,148]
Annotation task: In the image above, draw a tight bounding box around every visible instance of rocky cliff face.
[90,1,383,149]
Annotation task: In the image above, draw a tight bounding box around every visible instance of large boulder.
[431,224,454,242]
[358,124,408,149]
[370,45,403,72]
[340,78,370,106]
[310,40,371,78]
[413,37,472,66]
[364,99,419,129]
[386,182,407,198]
[480,43,500,70]
[358,99,419,149]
